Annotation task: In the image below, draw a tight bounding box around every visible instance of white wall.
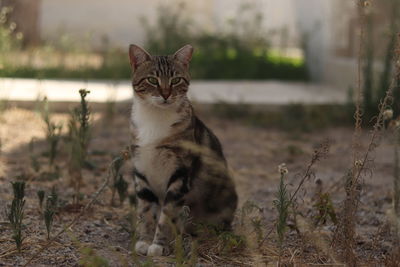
[40,0,217,49]
[41,0,157,48]
[40,0,303,49]
[290,0,332,82]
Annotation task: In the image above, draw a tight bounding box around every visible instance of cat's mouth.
[153,99,175,108]
[147,95,180,109]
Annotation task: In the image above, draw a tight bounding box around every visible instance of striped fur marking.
[134,169,149,184]
[137,188,159,204]
[167,167,189,188]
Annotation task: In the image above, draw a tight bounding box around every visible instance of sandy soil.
[0,104,397,266]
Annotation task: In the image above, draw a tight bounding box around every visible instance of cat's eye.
[171,77,181,85]
[147,77,159,85]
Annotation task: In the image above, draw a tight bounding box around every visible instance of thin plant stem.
[23,152,129,266]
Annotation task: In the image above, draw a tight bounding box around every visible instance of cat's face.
[129,45,193,109]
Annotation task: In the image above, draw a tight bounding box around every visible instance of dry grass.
[0,104,398,266]
[332,1,400,266]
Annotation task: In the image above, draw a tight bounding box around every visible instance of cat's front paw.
[147,243,164,256]
[135,240,150,255]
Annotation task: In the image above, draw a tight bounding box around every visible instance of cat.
[129,44,238,256]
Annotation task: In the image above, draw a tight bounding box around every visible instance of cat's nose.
[160,88,171,100]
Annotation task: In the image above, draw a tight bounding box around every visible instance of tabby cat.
[129,44,238,256]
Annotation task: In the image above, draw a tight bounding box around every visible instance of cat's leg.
[134,170,159,255]
[147,168,189,256]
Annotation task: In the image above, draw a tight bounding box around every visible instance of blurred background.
[1,1,400,265]
[0,0,397,108]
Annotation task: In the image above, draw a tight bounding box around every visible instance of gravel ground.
[0,104,397,266]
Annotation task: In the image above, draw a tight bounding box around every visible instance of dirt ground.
[0,103,398,266]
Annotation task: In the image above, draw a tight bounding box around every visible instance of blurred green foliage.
[0,62,130,80]
[144,3,308,80]
[0,3,307,81]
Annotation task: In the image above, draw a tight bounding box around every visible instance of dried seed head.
[15,32,23,40]
[395,120,400,129]
[278,163,288,175]
[79,89,90,98]
[9,22,16,31]
[363,0,372,15]
[383,109,393,121]
[122,150,130,160]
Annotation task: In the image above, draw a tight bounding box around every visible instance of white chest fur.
[131,99,180,146]
[131,99,180,198]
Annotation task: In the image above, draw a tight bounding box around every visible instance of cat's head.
[129,44,193,109]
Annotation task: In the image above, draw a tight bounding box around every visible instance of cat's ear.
[173,45,193,66]
[129,44,151,70]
